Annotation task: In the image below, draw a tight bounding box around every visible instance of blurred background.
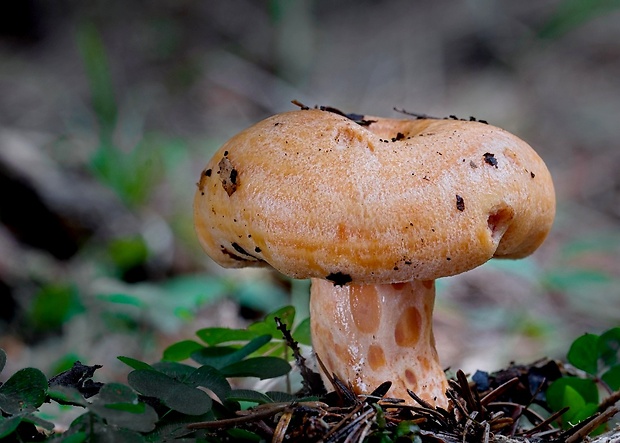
[1,0,619,383]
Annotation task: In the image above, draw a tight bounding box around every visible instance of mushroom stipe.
[194,107,556,407]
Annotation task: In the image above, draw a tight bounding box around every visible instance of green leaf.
[117,356,154,371]
[226,389,273,405]
[0,413,54,439]
[265,391,296,403]
[568,402,600,428]
[65,412,103,435]
[248,306,295,337]
[559,385,587,426]
[191,334,272,368]
[21,413,54,432]
[394,421,422,438]
[127,369,212,415]
[99,293,145,308]
[104,402,145,413]
[538,0,620,40]
[547,377,599,413]
[220,356,291,380]
[196,327,259,346]
[151,361,195,381]
[67,412,145,443]
[293,317,312,346]
[190,346,237,368]
[601,365,620,391]
[162,340,205,361]
[567,333,600,375]
[598,327,620,367]
[0,416,22,439]
[0,349,5,374]
[89,383,157,433]
[47,386,87,407]
[0,368,48,414]
[98,382,137,404]
[185,366,231,404]
[142,410,215,442]
[259,342,288,359]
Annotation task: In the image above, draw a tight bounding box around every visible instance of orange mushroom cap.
[194,109,555,285]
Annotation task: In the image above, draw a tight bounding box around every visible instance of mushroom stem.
[310,278,449,408]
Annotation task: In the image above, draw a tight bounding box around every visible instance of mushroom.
[193,108,556,407]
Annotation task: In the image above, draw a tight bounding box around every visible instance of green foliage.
[2,313,617,440]
[15,21,247,347]
[365,419,423,443]
[77,23,176,207]
[0,307,306,441]
[127,369,213,415]
[171,305,310,365]
[28,283,84,332]
[90,135,166,207]
[77,23,117,139]
[539,0,620,39]
[91,275,290,342]
[546,327,620,431]
[0,351,55,438]
[107,236,149,274]
[0,366,48,414]
[88,383,158,432]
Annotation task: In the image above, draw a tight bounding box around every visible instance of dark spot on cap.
[483,153,498,168]
[531,172,535,178]
[222,244,265,264]
[224,150,229,156]
[391,132,405,142]
[326,272,352,286]
[254,247,262,253]
[220,246,249,262]
[205,169,212,177]
[456,195,465,211]
[218,157,238,196]
[231,242,252,257]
